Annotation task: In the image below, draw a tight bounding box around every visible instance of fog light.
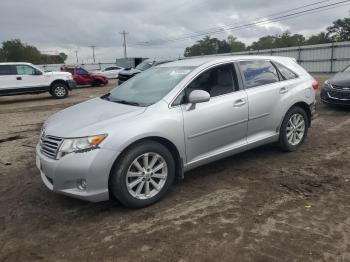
[76,179,87,190]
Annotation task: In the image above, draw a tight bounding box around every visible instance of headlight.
[67,74,73,80]
[324,80,331,88]
[57,134,107,159]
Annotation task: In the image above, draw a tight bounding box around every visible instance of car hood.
[119,68,142,76]
[44,71,71,77]
[44,97,146,137]
[329,72,350,87]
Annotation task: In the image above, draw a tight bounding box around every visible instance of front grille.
[328,89,350,100]
[332,84,350,91]
[40,135,63,159]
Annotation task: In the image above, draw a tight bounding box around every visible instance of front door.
[15,64,46,90]
[181,63,248,165]
[76,67,92,85]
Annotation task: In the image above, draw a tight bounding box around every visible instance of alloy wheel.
[286,113,306,146]
[54,86,67,97]
[126,152,168,200]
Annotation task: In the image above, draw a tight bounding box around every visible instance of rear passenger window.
[0,65,15,75]
[239,60,279,88]
[274,62,298,80]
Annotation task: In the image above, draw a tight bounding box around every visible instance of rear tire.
[50,83,68,99]
[110,141,175,208]
[279,106,309,152]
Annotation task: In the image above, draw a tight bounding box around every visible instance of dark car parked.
[321,65,350,106]
[118,60,172,85]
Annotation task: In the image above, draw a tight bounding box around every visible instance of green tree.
[306,32,330,45]
[249,35,276,50]
[0,39,67,64]
[59,52,68,62]
[0,48,4,62]
[184,36,229,57]
[184,35,245,57]
[274,31,305,48]
[227,35,246,52]
[327,17,350,42]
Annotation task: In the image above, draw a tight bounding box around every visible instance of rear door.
[0,65,17,92]
[237,60,287,143]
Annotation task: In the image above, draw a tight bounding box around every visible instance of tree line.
[184,14,350,57]
[0,39,67,64]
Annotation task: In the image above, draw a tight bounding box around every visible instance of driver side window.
[186,63,237,99]
[77,68,88,75]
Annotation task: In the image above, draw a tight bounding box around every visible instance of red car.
[61,65,108,86]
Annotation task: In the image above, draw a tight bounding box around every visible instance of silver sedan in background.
[36,56,317,208]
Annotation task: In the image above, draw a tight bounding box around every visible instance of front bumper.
[321,86,350,106]
[36,144,119,202]
[67,80,77,90]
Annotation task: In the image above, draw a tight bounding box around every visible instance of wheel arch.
[279,101,311,132]
[50,79,68,89]
[290,101,312,127]
[108,136,184,192]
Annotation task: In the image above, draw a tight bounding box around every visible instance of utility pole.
[89,45,96,63]
[120,30,129,58]
[75,50,79,64]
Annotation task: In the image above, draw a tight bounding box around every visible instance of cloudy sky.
[0,0,348,63]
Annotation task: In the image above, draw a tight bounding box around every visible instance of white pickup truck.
[0,62,76,99]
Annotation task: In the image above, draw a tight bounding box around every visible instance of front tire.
[50,83,68,99]
[279,106,309,152]
[110,141,175,208]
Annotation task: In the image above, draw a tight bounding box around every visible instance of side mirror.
[188,90,210,104]
[35,70,43,75]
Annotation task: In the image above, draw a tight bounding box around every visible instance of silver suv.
[36,56,317,208]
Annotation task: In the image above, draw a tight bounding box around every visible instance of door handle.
[234,99,246,107]
[16,77,22,80]
[280,87,288,94]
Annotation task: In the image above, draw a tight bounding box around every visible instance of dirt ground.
[1,75,350,262]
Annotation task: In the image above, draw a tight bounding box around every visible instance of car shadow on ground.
[29,142,282,216]
[0,95,56,105]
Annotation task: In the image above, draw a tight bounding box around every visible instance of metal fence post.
[297,46,302,64]
[330,43,335,73]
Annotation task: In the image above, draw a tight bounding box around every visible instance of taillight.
[312,80,319,90]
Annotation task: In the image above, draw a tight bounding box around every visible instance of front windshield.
[106,66,194,106]
[135,61,153,71]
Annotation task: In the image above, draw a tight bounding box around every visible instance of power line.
[120,31,129,58]
[139,0,333,45]
[134,0,349,46]
[136,0,347,45]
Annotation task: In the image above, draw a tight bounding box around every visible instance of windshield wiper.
[112,99,141,106]
[101,93,111,101]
